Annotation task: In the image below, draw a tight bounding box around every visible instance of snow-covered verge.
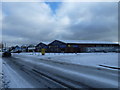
[0,52,9,89]
[0,52,34,88]
[14,53,119,69]
[0,58,2,89]
[2,61,34,88]
[0,52,3,89]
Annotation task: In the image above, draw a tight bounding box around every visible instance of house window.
[60,45,66,48]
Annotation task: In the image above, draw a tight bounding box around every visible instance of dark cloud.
[57,2,118,42]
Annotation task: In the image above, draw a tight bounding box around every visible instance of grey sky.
[2,2,118,46]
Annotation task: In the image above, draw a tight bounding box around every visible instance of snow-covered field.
[14,53,119,68]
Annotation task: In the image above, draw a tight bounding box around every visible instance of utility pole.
[5,43,6,50]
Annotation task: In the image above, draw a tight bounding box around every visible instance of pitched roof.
[42,42,50,45]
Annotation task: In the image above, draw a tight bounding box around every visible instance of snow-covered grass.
[0,53,2,89]
[0,57,2,74]
[13,52,119,68]
[47,53,118,68]
[2,61,34,88]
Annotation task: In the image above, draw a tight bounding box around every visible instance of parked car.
[2,51,11,57]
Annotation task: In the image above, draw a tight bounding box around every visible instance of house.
[48,40,119,53]
[35,42,49,52]
[27,44,36,52]
[11,45,22,53]
[48,40,67,53]
[21,44,29,52]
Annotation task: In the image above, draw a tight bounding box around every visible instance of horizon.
[1,39,119,47]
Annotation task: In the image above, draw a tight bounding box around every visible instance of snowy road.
[3,57,68,88]
[2,53,119,88]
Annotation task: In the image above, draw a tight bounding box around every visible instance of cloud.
[0,2,2,42]
[2,0,119,2]
[54,2,118,41]
[2,2,57,45]
[2,2,118,46]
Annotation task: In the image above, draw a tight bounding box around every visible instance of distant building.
[21,45,28,52]
[11,45,22,53]
[11,40,119,53]
[35,42,49,52]
[27,44,36,52]
[48,40,67,53]
[48,40,119,53]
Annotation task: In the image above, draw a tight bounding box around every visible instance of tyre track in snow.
[2,57,92,89]
[2,57,81,88]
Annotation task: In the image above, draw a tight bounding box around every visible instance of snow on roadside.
[0,57,2,89]
[2,61,34,88]
[13,53,119,68]
[0,52,3,89]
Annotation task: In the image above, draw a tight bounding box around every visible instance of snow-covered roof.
[41,42,50,45]
[21,44,29,47]
[28,47,36,50]
[22,44,37,47]
[57,40,119,44]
